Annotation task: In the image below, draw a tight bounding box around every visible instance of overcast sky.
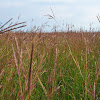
[0,0,100,31]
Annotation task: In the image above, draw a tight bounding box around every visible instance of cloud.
[0,0,100,31]
[30,0,75,2]
[0,1,25,8]
[30,0,76,4]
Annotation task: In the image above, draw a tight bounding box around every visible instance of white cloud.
[30,0,76,3]
[0,1,25,8]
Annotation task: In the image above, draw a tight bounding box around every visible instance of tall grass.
[0,32,100,100]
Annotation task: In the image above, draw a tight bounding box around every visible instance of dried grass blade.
[14,36,28,90]
[51,85,62,96]
[12,44,24,100]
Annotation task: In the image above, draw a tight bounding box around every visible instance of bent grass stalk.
[66,40,84,80]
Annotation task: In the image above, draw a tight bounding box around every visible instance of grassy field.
[0,32,100,100]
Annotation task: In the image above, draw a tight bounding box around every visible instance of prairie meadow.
[0,30,100,100]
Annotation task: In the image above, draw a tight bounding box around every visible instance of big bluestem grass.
[0,18,26,34]
[0,30,100,100]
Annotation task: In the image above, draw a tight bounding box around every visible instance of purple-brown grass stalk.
[28,42,34,100]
